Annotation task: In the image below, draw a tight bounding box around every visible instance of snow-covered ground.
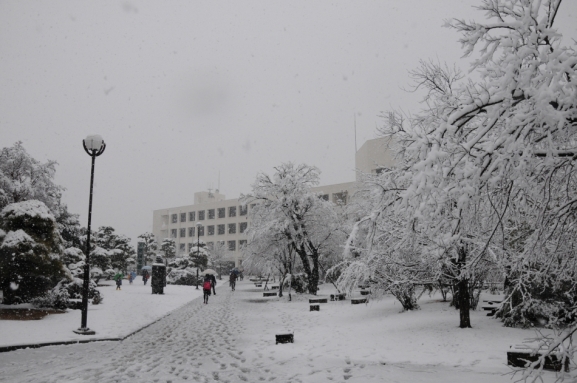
[0,279,203,348]
[0,279,559,383]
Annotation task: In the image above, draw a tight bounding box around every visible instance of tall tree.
[339,0,576,332]
[242,163,345,294]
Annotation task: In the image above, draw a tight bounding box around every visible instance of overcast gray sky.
[1,1,576,245]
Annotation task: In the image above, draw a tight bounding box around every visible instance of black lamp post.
[196,222,201,289]
[74,135,106,335]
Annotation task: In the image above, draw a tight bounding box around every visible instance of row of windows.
[171,206,248,223]
[179,240,247,252]
[171,222,248,238]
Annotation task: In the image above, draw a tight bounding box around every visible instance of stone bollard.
[151,256,167,295]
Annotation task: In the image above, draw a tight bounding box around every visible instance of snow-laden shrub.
[389,282,419,311]
[104,269,115,280]
[52,277,101,307]
[498,274,577,328]
[166,268,198,286]
[30,288,70,310]
[283,273,308,294]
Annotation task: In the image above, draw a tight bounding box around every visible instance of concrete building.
[150,137,393,266]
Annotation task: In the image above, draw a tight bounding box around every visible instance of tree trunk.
[278,273,285,298]
[457,246,471,328]
[307,250,320,295]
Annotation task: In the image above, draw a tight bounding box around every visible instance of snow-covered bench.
[275,332,294,344]
[330,293,346,301]
[481,299,502,316]
[507,344,569,372]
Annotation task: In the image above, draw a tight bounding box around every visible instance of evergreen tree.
[0,200,66,304]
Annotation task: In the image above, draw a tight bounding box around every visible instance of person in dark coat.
[142,270,149,285]
[202,275,212,304]
[229,272,237,291]
[209,273,217,295]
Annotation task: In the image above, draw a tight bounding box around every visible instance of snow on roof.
[1,229,34,248]
[1,200,54,221]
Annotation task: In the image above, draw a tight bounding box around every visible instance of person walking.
[209,273,217,295]
[202,275,212,304]
[128,273,133,285]
[143,270,149,285]
[114,272,124,290]
[229,271,237,291]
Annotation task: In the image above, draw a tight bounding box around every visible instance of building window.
[180,228,186,238]
[208,225,215,236]
[171,229,177,238]
[188,243,194,252]
[188,227,195,237]
[240,222,248,233]
[171,214,177,223]
[179,243,185,252]
[239,240,247,248]
[180,213,186,222]
[198,210,205,220]
[198,226,205,236]
[218,224,225,235]
[207,242,214,250]
[332,192,348,205]
[208,209,215,219]
[320,194,329,201]
[228,240,236,251]
[228,223,236,234]
[217,241,225,248]
[228,206,236,217]
[218,207,226,218]
[239,205,247,216]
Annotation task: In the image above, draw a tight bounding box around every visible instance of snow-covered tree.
[0,200,66,304]
[93,227,135,273]
[0,142,64,213]
[138,232,158,265]
[209,241,234,279]
[340,0,576,333]
[160,238,176,259]
[242,163,346,294]
[190,240,209,270]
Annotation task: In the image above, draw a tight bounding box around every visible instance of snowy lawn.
[235,282,557,382]
[0,280,203,348]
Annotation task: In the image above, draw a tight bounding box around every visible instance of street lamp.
[196,222,202,289]
[74,135,106,335]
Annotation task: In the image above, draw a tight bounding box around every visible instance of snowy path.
[0,281,556,383]
[0,288,249,383]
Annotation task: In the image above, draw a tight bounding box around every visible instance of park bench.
[271,285,279,290]
[263,292,277,297]
[351,298,367,304]
[360,290,370,296]
[310,304,320,311]
[507,344,569,372]
[481,299,502,316]
[309,298,328,304]
[330,293,346,301]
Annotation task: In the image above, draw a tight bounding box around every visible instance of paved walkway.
[0,286,257,383]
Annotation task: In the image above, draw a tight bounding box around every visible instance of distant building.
[151,137,394,267]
